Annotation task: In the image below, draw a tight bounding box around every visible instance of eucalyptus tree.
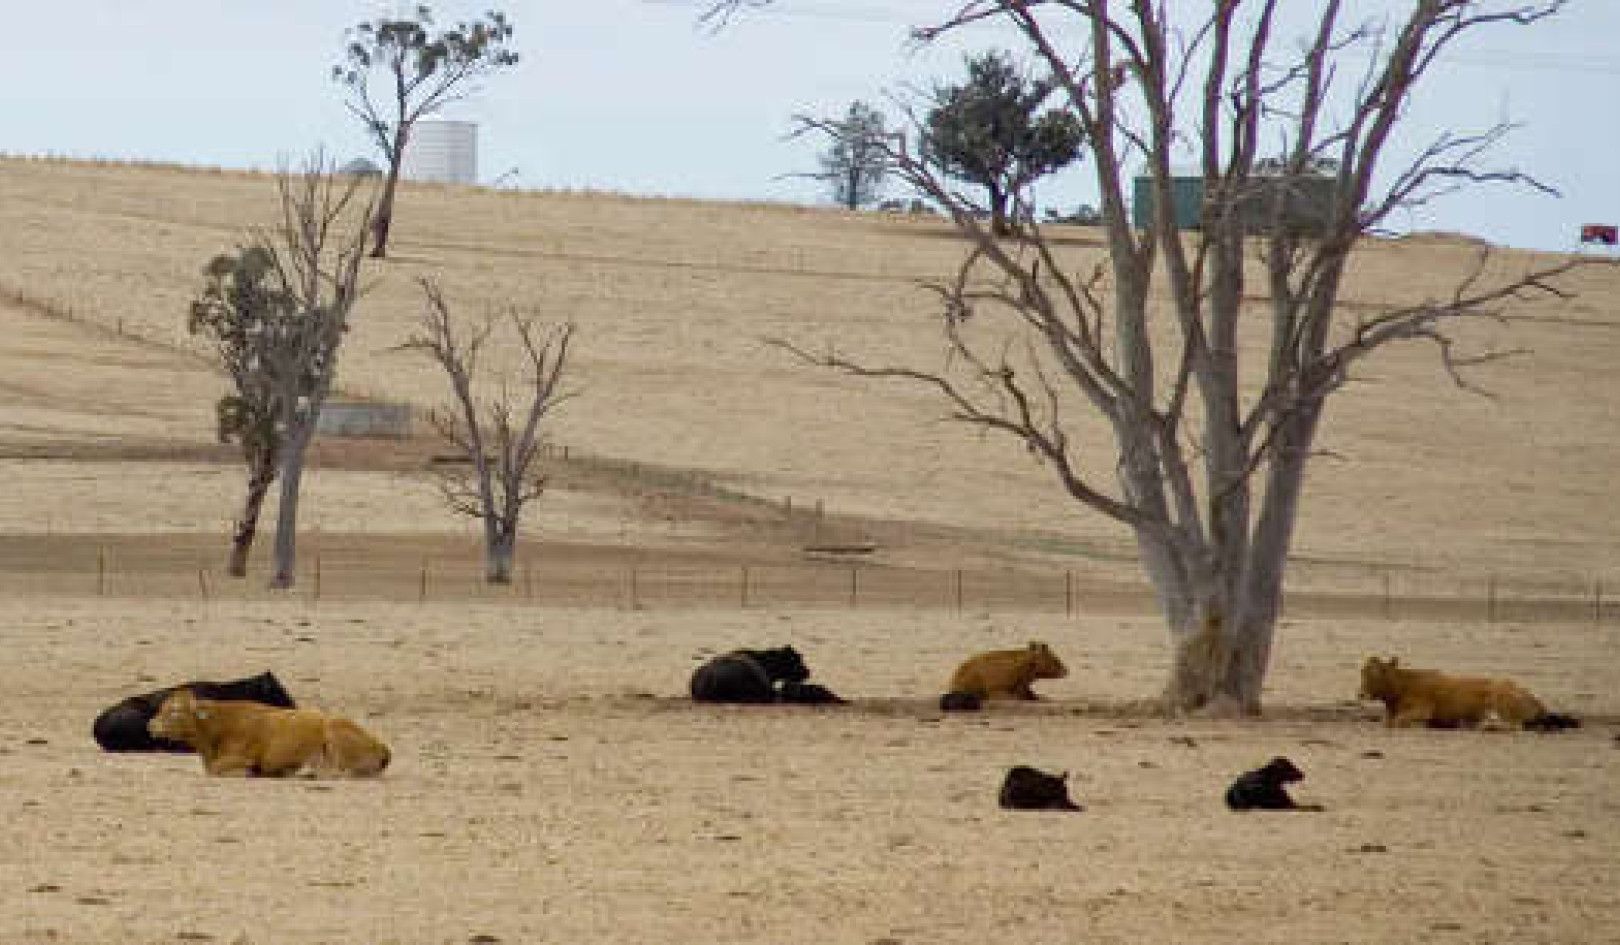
[924,49,1084,235]
[333,5,518,258]
[187,248,289,577]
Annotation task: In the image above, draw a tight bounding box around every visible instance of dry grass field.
[0,157,1618,943]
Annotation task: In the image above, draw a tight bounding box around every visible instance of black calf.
[92,672,296,752]
[998,765,1083,811]
[1225,756,1322,811]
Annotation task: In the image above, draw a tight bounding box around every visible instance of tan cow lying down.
[149,689,391,777]
[1359,656,1579,731]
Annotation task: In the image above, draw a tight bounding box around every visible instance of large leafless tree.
[403,280,576,584]
[713,1,1597,714]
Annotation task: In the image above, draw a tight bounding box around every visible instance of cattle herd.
[89,641,1581,813]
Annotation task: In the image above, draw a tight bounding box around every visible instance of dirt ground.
[1,597,1615,945]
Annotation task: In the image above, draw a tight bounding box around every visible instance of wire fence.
[0,543,1612,625]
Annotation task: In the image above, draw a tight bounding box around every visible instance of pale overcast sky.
[5,1,1617,250]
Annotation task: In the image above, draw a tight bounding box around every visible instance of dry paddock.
[1,596,1616,945]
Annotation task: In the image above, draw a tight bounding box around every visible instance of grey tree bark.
[371,124,408,259]
[731,0,1595,714]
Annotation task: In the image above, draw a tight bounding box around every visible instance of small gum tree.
[333,5,518,259]
[187,247,292,577]
[713,0,1598,715]
[402,279,576,584]
[924,49,1084,236]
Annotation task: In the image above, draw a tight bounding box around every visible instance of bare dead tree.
[402,279,576,584]
[249,156,374,589]
[715,1,1602,714]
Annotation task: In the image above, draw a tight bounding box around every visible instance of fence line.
[1,552,1612,624]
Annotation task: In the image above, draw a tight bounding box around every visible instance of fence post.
[197,568,210,602]
[629,568,640,610]
[97,547,107,596]
[1064,570,1073,617]
[1594,578,1603,626]
[418,561,428,604]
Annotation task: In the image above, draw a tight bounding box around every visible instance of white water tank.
[402,120,478,185]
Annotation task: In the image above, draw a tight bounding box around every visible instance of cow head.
[147,689,206,744]
[1359,655,1402,701]
[1259,756,1304,785]
[751,646,811,684]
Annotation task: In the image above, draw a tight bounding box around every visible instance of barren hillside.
[1,157,1617,592]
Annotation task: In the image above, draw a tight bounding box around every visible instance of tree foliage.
[814,100,892,209]
[333,5,518,258]
[187,247,292,577]
[923,50,1083,235]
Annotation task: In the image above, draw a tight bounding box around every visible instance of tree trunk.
[988,184,1011,236]
[227,467,274,578]
[1160,400,1325,716]
[267,429,314,590]
[1131,530,1269,716]
[1163,611,1271,716]
[486,529,516,584]
[371,159,401,259]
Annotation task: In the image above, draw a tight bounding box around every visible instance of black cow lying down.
[92,672,296,752]
[689,646,847,705]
